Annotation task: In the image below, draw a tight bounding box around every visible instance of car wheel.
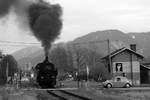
[125,83,130,88]
[106,83,112,88]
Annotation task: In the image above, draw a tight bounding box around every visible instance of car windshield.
[116,78,121,81]
[112,76,128,81]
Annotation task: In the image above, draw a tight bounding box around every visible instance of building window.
[116,63,123,72]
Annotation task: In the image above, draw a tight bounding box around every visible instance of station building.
[102,44,150,86]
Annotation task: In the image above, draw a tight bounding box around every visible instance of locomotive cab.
[35,56,57,88]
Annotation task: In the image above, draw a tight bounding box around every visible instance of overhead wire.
[0,39,109,47]
[0,40,40,46]
[0,40,40,44]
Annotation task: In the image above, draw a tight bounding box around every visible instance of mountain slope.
[14,29,150,69]
[128,32,150,57]
[73,29,136,56]
[12,46,42,60]
[74,29,135,44]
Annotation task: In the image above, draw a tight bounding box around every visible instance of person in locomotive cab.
[35,56,58,88]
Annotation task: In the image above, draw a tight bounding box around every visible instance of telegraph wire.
[0,44,39,47]
[0,39,108,47]
[72,40,107,45]
[0,39,110,47]
[0,40,40,45]
[0,40,40,46]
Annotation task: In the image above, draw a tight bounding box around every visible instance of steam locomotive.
[35,56,58,88]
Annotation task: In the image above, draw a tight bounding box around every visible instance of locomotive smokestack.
[45,55,49,62]
[43,53,49,63]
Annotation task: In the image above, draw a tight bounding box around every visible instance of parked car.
[103,76,132,88]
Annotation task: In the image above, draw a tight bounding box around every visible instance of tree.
[50,46,68,70]
[49,45,75,80]
[72,43,109,81]
[90,62,109,81]
[0,55,18,84]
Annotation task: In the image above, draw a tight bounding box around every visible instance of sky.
[56,0,150,40]
[1,0,150,54]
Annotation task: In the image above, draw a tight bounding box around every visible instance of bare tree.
[0,55,18,85]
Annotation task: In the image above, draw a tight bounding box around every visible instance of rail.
[47,90,93,100]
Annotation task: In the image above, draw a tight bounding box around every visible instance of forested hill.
[12,29,150,79]
[13,29,136,66]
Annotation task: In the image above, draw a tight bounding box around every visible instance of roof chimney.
[130,44,136,52]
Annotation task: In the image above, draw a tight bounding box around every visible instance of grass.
[60,80,150,100]
[1,80,150,100]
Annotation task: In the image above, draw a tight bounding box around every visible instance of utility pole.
[72,43,80,88]
[6,62,8,85]
[107,39,114,77]
[130,53,133,85]
[86,65,89,86]
[107,39,112,74]
[77,56,80,88]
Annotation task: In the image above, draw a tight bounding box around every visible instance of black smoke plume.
[0,0,63,57]
[28,2,63,56]
[0,0,17,17]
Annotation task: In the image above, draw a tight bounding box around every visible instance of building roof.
[140,64,150,70]
[102,47,144,60]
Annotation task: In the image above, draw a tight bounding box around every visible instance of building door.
[140,65,149,84]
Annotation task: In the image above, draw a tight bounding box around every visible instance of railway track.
[47,90,92,100]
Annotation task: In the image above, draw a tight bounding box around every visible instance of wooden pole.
[107,40,111,72]
[73,43,80,88]
[130,53,133,85]
[86,65,89,88]
[6,62,8,84]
